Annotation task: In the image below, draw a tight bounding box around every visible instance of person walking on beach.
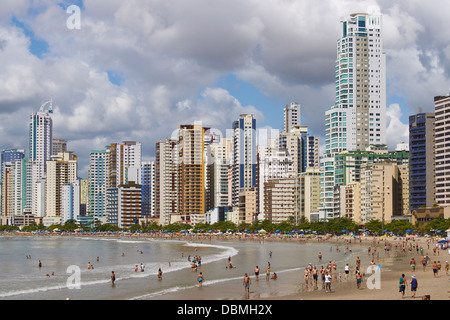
[243,273,251,297]
[410,275,418,298]
[344,264,350,280]
[356,271,362,289]
[421,256,427,272]
[324,271,332,293]
[432,261,438,277]
[399,274,407,298]
[410,257,416,272]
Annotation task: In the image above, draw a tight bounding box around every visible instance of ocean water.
[0,235,359,300]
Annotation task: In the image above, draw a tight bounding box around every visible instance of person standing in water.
[111,271,116,286]
[198,272,204,287]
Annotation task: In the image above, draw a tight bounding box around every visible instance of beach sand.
[148,235,449,301]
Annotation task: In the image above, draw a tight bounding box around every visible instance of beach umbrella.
[342,229,349,233]
[406,229,414,233]
[437,240,449,244]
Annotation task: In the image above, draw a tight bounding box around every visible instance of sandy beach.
[143,234,449,301]
[2,232,449,301]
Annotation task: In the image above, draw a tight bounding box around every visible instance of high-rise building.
[434,95,450,207]
[88,148,110,221]
[284,102,301,133]
[359,162,409,223]
[141,161,155,217]
[118,181,141,228]
[232,114,257,207]
[325,12,386,155]
[46,151,78,218]
[176,124,206,222]
[29,100,53,216]
[321,12,386,220]
[409,111,435,210]
[155,138,177,226]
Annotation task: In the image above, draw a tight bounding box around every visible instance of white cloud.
[386,103,409,150]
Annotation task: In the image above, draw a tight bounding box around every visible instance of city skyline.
[1,1,450,178]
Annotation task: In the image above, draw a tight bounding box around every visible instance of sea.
[0,235,361,300]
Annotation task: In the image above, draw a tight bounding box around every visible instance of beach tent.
[258,229,267,233]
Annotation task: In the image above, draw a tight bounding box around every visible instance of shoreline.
[2,232,449,300]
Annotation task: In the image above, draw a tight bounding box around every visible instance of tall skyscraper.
[434,95,450,207]
[321,12,386,220]
[325,12,386,156]
[88,148,110,220]
[176,124,206,222]
[232,114,257,206]
[155,137,177,225]
[409,111,435,210]
[29,100,53,216]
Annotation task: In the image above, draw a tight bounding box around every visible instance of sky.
[1,0,450,178]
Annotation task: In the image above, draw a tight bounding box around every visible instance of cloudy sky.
[1,0,450,177]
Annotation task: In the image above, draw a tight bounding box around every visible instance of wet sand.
[148,235,449,300]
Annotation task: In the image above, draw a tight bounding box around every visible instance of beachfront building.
[141,161,155,217]
[232,114,257,207]
[29,100,53,217]
[155,137,177,226]
[88,148,110,222]
[61,180,81,224]
[118,181,141,228]
[409,111,435,211]
[45,151,78,219]
[359,162,409,224]
[434,95,450,207]
[208,137,232,209]
[175,124,206,223]
[264,175,298,223]
[238,187,258,224]
[321,12,387,220]
[0,157,29,222]
[299,169,322,222]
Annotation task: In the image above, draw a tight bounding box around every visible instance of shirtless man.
[254,266,260,280]
[243,273,251,296]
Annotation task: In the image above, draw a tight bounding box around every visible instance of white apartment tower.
[325,12,386,155]
[29,100,53,216]
[321,12,386,220]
